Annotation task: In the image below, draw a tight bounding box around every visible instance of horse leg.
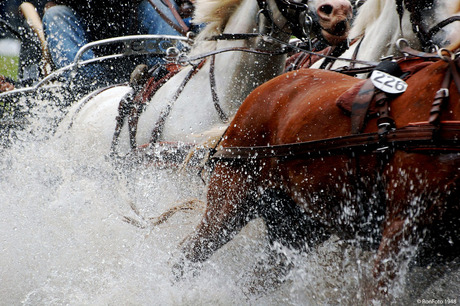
[373,152,460,299]
[179,163,259,266]
[373,216,414,296]
[260,189,331,252]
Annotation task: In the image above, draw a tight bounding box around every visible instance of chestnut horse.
[179,51,460,299]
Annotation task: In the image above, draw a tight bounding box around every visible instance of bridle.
[257,0,313,40]
[397,0,460,51]
[275,0,314,39]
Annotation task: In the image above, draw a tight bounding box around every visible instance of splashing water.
[1,96,459,305]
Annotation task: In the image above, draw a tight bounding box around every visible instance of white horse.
[55,0,353,157]
[312,0,460,70]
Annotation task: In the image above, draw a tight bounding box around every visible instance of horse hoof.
[171,261,185,283]
[170,256,202,283]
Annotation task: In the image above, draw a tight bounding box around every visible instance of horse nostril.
[319,4,333,15]
[335,20,347,33]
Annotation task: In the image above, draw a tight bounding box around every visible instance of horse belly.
[162,97,223,142]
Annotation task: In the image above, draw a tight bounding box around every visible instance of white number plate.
[370,70,408,94]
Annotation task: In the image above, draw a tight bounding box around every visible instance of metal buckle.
[436,88,450,98]
[438,48,455,61]
[376,146,389,153]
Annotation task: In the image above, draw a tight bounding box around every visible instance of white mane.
[348,0,386,40]
[192,0,244,39]
[193,0,243,26]
[189,0,244,55]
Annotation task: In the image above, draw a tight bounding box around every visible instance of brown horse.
[178,52,460,298]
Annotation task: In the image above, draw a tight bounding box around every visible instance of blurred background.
[1,0,48,31]
[0,1,47,79]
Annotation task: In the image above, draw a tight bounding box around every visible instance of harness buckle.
[436,88,450,98]
[376,145,390,153]
[377,122,394,134]
[438,48,455,61]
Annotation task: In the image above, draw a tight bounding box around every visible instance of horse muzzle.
[316,0,352,45]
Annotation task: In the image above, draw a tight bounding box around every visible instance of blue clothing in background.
[43,0,186,80]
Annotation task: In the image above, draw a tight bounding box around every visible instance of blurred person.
[42,0,196,82]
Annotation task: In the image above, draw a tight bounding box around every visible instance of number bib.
[370,70,408,94]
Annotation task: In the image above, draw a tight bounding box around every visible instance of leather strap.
[211,122,460,161]
[209,55,229,123]
[162,0,190,33]
[149,59,206,144]
[375,91,395,135]
[429,57,460,125]
[350,79,375,134]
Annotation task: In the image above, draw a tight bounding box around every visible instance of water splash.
[1,98,459,305]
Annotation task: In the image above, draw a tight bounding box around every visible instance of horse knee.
[373,219,415,295]
[180,193,258,263]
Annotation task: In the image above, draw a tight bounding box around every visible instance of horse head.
[319,0,460,70]
[265,0,353,45]
[398,0,460,51]
[311,0,353,44]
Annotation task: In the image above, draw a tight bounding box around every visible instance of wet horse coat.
[180,55,460,296]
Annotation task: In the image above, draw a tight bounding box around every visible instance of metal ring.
[354,0,366,9]
[186,31,196,42]
[301,14,313,37]
[437,48,455,61]
[256,9,264,27]
[396,38,410,53]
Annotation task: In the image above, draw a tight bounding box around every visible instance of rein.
[179,32,376,68]
[211,122,460,161]
[177,45,289,64]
